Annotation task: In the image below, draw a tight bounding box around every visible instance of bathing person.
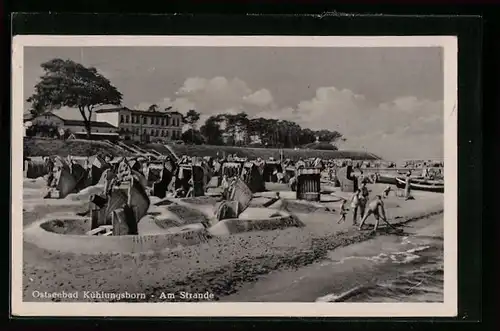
[337,199,348,224]
[276,171,285,183]
[383,185,392,198]
[221,175,230,199]
[360,182,369,200]
[349,189,364,225]
[289,175,297,191]
[404,172,412,200]
[358,195,387,232]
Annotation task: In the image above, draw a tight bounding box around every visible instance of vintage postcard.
[12,35,457,317]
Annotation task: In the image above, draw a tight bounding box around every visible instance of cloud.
[136,76,444,160]
[243,89,274,108]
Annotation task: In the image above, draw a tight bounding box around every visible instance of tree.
[222,112,249,146]
[314,129,343,143]
[183,109,201,128]
[181,129,204,145]
[200,115,224,145]
[183,109,201,143]
[26,58,123,139]
[148,104,159,112]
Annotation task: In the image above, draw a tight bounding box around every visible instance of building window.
[125,115,130,123]
[143,129,147,135]
[166,117,170,126]
[142,116,147,124]
[166,130,170,138]
[120,115,124,123]
[150,117,154,125]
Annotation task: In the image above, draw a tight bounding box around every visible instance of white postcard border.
[11,35,458,317]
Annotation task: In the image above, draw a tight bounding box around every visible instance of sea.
[222,213,443,303]
[317,214,444,303]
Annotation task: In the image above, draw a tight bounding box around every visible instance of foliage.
[148,104,159,112]
[181,129,205,145]
[25,123,61,138]
[195,111,344,149]
[23,137,133,157]
[26,58,123,138]
[200,115,225,145]
[183,109,201,128]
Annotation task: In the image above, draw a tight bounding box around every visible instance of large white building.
[95,107,184,142]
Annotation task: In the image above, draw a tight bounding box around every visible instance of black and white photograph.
[11,36,457,317]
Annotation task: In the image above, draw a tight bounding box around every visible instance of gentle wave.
[315,263,443,302]
[328,244,432,266]
[316,232,443,302]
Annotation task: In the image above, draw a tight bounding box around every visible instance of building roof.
[96,107,183,117]
[72,132,119,136]
[34,112,117,129]
[64,119,117,128]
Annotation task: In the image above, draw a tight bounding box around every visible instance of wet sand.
[21,179,443,302]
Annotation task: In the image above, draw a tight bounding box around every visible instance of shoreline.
[22,191,443,302]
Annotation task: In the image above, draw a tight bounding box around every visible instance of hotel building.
[95,107,184,142]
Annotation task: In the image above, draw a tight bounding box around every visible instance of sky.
[23,46,444,160]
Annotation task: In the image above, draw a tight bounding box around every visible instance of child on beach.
[337,199,348,224]
[383,185,392,198]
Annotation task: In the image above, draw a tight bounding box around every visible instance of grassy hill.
[23,137,133,157]
[23,138,381,161]
[145,143,380,161]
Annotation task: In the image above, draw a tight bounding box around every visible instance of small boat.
[395,177,444,193]
[376,174,398,185]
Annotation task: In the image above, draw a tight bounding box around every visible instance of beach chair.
[296,168,321,202]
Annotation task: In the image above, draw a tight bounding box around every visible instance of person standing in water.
[404,172,412,200]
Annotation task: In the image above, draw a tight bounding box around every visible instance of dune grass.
[145,143,381,161]
[24,137,133,157]
[24,137,381,161]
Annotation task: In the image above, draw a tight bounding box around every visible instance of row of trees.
[182,111,344,149]
[27,58,344,148]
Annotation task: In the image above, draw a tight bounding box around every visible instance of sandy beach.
[22,178,443,302]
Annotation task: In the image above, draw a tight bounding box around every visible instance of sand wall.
[209,211,305,236]
[24,215,211,254]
